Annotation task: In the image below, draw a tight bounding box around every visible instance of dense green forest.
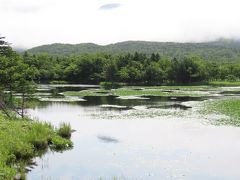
[23,51,240,85]
[2,37,240,86]
[27,39,240,63]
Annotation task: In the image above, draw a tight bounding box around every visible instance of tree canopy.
[0,41,36,118]
[21,52,240,85]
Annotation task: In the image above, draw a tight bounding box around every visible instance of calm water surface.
[27,85,240,180]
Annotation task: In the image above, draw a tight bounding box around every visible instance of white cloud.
[1,0,240,48]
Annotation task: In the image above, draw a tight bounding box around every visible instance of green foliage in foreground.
[63,87,203,97]
[0,47,37,119]
[206,99,240,126]
[0,114,73,179]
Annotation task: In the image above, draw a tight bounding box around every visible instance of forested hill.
[27,39,240,62]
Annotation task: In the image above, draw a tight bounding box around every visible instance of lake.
[27,84,240,180]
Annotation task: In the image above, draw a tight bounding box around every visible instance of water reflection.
[97,135,119,143]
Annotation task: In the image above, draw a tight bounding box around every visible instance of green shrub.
[0,161,16,180]
[25,122,53,149]
[50,80,67,84]
[57,123,72,139]
[100,82,122,90]
[51,136,73,151]
[225,75,237,82]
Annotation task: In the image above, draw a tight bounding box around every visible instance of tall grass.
[0,114,73,179]
[57,122,72,139]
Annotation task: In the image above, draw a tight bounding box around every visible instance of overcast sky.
[1,0,240,48]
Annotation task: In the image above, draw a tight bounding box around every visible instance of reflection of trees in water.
[36,94,206,109]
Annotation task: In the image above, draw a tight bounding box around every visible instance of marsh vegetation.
[0,114,72,179]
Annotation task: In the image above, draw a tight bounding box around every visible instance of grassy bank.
[208,81,240,86]
[162,81,240,87]
[99,81,240,88]
[0,114,73,179]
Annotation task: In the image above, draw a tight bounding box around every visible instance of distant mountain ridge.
[27,39,240,62]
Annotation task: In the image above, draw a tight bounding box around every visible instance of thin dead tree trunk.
[0,92,11,118]
[21,92,25,118]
